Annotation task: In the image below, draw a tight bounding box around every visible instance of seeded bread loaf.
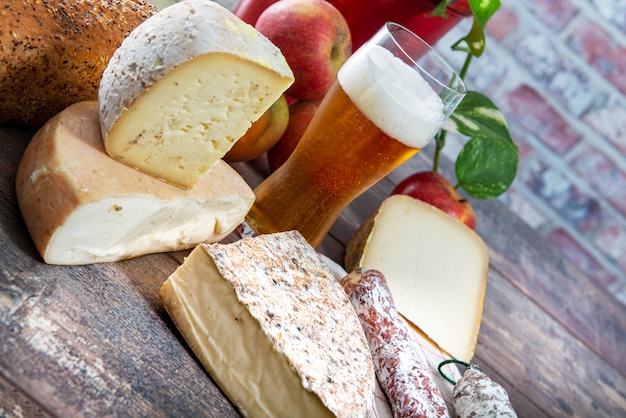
[0,0,156,128]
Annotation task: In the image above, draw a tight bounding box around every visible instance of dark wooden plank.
[475,269,626,417]
[3,123,626,417]
[0,254,240,417]
[467,358,549,418]
[0,127,240,417]
[475,197,626,376]
[0,373,52,418]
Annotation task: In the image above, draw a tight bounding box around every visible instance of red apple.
[391,171,476,230]
[267,99,321,172]
[255,0,352,101]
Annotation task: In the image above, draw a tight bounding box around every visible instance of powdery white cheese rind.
[161,231,376,417]
[98,0,294,188]
[15,101,254,265]
[345,194,488,362]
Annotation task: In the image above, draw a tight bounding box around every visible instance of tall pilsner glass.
[246,22,466,248]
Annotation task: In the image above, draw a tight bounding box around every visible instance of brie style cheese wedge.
[15,101,254,265]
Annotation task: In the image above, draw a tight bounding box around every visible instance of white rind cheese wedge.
[345,194,489,362]
[15,101,255,265]
[160,231,376,418]
[98,0,294,189]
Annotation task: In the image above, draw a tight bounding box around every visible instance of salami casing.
[453,367,518,417]
[340,269,449,418]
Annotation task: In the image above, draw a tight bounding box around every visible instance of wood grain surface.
[3,119,626,417]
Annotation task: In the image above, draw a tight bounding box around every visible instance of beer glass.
[246,22,466,248]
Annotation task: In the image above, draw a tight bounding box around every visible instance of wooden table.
[1,123,625,417]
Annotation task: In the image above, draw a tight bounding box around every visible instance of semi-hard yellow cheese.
[345,194,488,362]
[15,102,255,265]
[98,0,294,189]
[160,231,376,418]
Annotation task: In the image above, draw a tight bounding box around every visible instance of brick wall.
[434,0,626,304]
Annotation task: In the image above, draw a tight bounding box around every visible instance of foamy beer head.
[246,23,466,248]
[338,22,466,149]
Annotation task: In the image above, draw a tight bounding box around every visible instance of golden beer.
[247,81,420,247]
[246,23,466,248]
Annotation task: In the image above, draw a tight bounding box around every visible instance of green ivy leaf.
[455,136,518,199]
[428,0,516,200]
[448,0,501,57]
[442,91,519,199]
[468,0,501,28]
[452,15,485,56]
[445,91,512,143]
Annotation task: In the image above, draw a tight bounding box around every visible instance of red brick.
[501,85,580,154]
[589,0,626,32]
[464,47,508,96]
[486,5,519,41]
[512,31,603,116]
[546,228,617,288]
[595,223,626,273]
[524,159,602,234]
[567,18,626,96]
[583,100,626,153]
[570,143,626,217]
[526,0,579,32]
[498,186,548,229]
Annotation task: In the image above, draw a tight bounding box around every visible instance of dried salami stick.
[451,365,518,417]
[341,269,449,418]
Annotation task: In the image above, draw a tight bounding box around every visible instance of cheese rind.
[160,231,376,418]
[15,101,254,265]
[345,194,488,362]
[98,0,294,188]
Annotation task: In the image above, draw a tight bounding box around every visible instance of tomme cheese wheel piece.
[160,231,376,418]
[15,102,255,265]
[98,0,295,189]
[0,0,156,128]
[345,194,488,362]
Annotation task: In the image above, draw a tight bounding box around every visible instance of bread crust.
[0,0,156,128]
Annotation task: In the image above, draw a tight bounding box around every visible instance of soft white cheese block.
[15,102,255,265]
[160,231,376,418]
[98,0,294,189]
[345,194,489,362]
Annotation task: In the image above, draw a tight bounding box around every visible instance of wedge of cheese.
[98,0,294,189]
[160,231,376,418]
[15,101,254,265]
[345,194,488,362]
